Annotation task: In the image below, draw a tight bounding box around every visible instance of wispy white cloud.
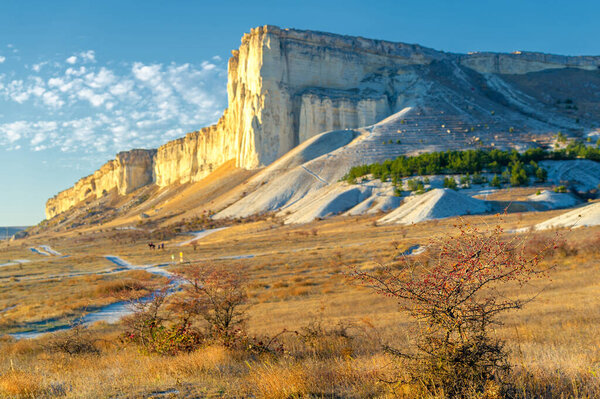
[109,79,134,97]
[65,66,86,76]
[80,50,96,63]
[65,50,96,65]
[32,61,48,72]
[85,67,115,88]
[0,51,228,156]
[76,87,110,107]
[0,56,5,64]
[0,120,57,145]
[42,91,64,108]
[132,63,161,82]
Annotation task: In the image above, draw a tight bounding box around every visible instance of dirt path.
[39,245,62,256]
[177,227,229,247]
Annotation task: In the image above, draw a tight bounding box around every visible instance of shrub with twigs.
[351,219,556,397]
[173,264,249,346]
[122,264,286,356]
[45,322,99,356]
[122,287,204,355]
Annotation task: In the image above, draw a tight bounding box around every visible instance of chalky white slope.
[280,180,401,224]
[214,72,568,226]
[527,190,580,210]
[378,189,490,225]
[539,160,600,192]
[214,128,361,219]
[535,201,600,230]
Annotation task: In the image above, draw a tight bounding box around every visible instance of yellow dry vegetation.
[1,207,600,397]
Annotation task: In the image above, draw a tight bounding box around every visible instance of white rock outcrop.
[378,188,490,225]
[535,201,600,230]
[45,25,600,219]
[46,149,156,219]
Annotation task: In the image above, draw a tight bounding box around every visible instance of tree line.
[344,141,600,189]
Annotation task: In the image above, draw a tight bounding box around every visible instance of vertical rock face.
[45,25,600,219]
[45,149,156,219]
[298,91,390,142]
[459,52,600,74]
[150,25,445,187]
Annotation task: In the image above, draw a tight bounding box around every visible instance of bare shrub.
[524,232,574,258]
[294,319,354,360]
[123,264,255,354]
[351,219,555,397]
[577,231,600,256]
[173,264,248,346]
[122,287,205,355]
[44,323,100,355]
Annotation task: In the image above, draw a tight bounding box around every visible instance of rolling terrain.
[39,26,600,232]
[3,26,600,398]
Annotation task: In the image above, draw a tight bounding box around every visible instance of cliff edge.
[45,25,600,219]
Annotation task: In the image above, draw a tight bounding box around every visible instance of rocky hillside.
[46,25,600,220]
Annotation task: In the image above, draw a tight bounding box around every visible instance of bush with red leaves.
[351,219,555,397]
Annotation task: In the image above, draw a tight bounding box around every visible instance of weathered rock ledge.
[45,25,600,219]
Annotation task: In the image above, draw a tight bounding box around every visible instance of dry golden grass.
[0,369,47,398]
[0,269,166,334]
[1,206,600,397]
[246,361,310,398]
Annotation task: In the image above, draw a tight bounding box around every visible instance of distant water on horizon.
[0,226,28,240]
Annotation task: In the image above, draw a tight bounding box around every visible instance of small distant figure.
[148,242,156,250]
[160,243,165,250]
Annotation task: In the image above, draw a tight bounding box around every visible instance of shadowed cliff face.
[45,25,600,220]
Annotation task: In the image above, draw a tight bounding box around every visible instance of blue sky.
[1,0,599,225]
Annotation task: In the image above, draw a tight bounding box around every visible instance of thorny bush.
[122,264,280,355]
[122,288,204,355]
[173,264,249,346]
[45,322,100,356]
[351,219,557,397]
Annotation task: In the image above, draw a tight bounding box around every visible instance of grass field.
[1,206,599,398]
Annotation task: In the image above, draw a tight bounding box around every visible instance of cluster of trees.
[344,141,600,191]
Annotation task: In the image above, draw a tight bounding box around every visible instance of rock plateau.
[46,25,600,220]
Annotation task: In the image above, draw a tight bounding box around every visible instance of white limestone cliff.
[45,25,600,219]
[46,149,155,219]
[459,51,600,74]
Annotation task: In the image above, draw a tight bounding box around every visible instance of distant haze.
[0,226,28,240]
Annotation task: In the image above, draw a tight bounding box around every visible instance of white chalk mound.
[346,192,402,216]
[540,160,600,193]
[280,184,375,224]
[277,179,403,224]
[527,190,580,209]
[535,201,600,230]
[215,129,359,219]
[378,188,490,225]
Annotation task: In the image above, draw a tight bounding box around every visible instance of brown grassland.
[1,205,600,398]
